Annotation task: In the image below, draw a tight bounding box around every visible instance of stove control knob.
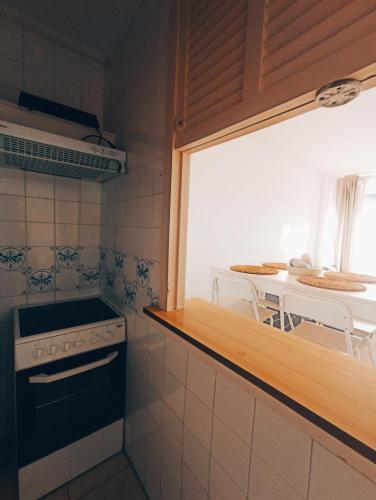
[48,344,58,355]
[33,348,44,359]
[90,334,100,344]
[74,340,84,347]
[62,341,71,352]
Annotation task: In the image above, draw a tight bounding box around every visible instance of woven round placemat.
[230,265,278,275]
[324,271,376,284]
[297,275,366,291]
[262,262,288,270]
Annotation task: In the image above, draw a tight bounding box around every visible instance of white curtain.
[335,175,367,272]
[315,175,337,268]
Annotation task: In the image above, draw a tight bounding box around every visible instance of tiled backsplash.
[0,14,104,125]
[0,166,101,445]
[101,0,168,313]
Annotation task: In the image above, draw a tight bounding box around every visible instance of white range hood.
[0,120,127,183]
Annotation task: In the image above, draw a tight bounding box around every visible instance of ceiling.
[0,0,139,60]
[201,85,376,178]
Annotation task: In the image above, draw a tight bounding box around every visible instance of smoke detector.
[315,79,361,108]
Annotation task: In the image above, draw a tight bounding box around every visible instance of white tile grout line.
[247,398,258,498]
[207,368,218,499]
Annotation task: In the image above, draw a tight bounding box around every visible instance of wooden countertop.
[144,298,376,462]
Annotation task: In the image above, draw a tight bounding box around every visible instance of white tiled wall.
[99,0,169,313]
[125,314,376,500]
[0,15,104,125]
[0,166,101,445]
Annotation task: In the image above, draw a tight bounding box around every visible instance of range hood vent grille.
[0,122,127,183]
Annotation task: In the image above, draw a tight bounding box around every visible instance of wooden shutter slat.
[188,28,246,84]
[262,1,376,79]
[265,0,358,56]
[188,60,244,110]
[187,88,242,128]
[189,2,246,63]
[266,0,297,22]
[188,47,245,96]
[262,9,376,88]
[189,0,241,48]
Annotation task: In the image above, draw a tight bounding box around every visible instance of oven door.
[16,343,125,467]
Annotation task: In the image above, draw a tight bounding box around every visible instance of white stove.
[14,296,126,500]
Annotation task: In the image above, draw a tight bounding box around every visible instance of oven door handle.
[28,351,119,384]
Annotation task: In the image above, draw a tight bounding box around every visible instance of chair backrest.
[212,274,260,320]
[279,289,353,333]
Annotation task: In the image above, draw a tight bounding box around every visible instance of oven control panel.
[16,321,126,371]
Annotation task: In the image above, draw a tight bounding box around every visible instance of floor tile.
[80,467,147,500]
[68,452,129,499]
[42,485,70,500]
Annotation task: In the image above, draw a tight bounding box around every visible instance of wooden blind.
[261,0,376,89]
[182,0,248,129]
[175,0,376,149]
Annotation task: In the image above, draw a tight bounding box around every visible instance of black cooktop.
[18,298,120,337]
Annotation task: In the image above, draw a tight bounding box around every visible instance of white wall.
[186,132,323,300]
[0,14,104,126]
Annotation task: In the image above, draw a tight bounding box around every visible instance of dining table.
[210,267,376,324]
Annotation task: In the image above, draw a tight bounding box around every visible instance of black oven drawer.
[17,343,126,467]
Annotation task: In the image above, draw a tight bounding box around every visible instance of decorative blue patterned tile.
[113,249,126,275]
[0,247,26,271]
[123,279,138,310]
[28,269,55,293]
[80,266,101,288]
[100,247,107,263]
[56,246,80,269]
[135,257,153,288]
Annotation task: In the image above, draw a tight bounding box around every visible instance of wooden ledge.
[144,298,376,463]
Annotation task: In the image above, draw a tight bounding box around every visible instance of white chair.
[280,289,376,366]
[211,274,277,324]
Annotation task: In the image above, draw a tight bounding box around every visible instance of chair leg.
[287,313,294,331]
[366,338,376,367]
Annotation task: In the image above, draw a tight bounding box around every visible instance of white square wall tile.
[249,451,305,500]
[79,225,100,246]
[0,195,25,221]
[0,55,22,88]
[81,181,101,204]
[55,224,79,246]
[26,198,54,222]
[252,400,312,498]
[163,369,185,420]
[55,200,79,224]
[152,193,163,228]
[55,177,80,201]
[183,428,210,492]
[24,66,53,100]
[27,222,54,246]
[0,271,26,297]
[0,168,25,196]
[0,222,26,245]
[308,442,376,500]
[161,441,182,500]
[55,78,81,109]
[209,459,246,500]
[214,372,255,444]
[27,247,54,268]
[211,416,251,494]
[184,390,212,451]
[186,352,216,409]
[26,172,54,199]
[0,22,23,61]
[162,402,184,454]
[165,337,187,384]
[148,354,164,396]
[80,203,101,225]
[148,328,165,365]
[182,463,208,500]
